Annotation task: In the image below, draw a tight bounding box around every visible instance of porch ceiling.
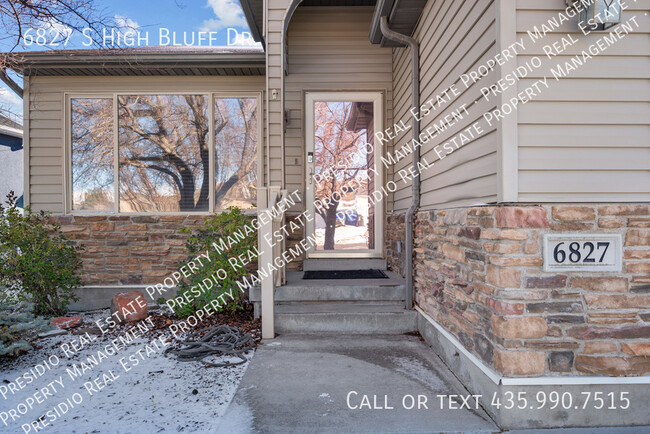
[241,0,378,46]
[6,47,266,77]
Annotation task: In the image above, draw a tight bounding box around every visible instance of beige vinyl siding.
[265,0,289,188]
[285,6,393,210]
[516,0,650,202]
[391,0,498,212]
[26,75,265,213]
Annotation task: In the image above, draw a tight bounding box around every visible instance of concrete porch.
[220,334,498,433]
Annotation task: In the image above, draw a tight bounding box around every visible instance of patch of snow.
[319,393,330,398]
[0,309,254,433]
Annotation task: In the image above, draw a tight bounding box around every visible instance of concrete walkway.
[220,334,499,433]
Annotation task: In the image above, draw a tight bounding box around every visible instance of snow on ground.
[0,309,253,433]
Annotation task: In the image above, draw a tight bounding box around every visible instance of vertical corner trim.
[22,78,30,207]
[495,0,519,203]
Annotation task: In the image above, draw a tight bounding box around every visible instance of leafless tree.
[313,101,368,250]
[1,0,109,57]
[118,95,210,212]
[71,95,258,212]
[214,97,258,209]
[70,97,114,211]
[0,1,115,118]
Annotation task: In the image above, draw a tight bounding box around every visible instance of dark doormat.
[303,269,388,280]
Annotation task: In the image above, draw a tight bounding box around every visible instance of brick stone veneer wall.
[285,214,306,271]
[388,204,650,377]
[54,213,306,287]
[386,212,406,275]
[53,215,205,286]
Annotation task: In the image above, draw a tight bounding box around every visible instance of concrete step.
[249,270,406,303]
[275,301,405,313]
[250,284,405,302]
[302,258,387,271]
[275,307,417,334]
[251,269,413,334]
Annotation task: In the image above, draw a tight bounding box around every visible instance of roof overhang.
[0,125,23,139]
[0,115,23,138]
[369,0,428,47]
[240,0,265,47]
[5,47,266,77]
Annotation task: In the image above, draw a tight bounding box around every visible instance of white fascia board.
[0,125,22,138]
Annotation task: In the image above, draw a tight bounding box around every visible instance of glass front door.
[305,93,383,258]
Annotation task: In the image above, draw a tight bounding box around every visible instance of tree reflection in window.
[71,98,114,211]
[118,95,209,212]
[214,97,257,210]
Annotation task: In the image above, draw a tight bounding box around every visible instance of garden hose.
[165,324,254,366]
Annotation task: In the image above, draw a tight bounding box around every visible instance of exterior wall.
[385,212,406,275]
[285,6,393,211]
[51,214,266,287]
[52,215,201,286]
[409,203,650,377]
[515,0,650,202]
[387,1,650,381]
[285,215,305,271]
[26,75,266,289]
[26,75,265,213]
[265,0,291,188]
[391,0,499,212]
[25,5,389,283]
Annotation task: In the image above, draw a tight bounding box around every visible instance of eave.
[5,47,266,77]
[240,0,265,47]
[369,0,428,47]
[0,125,23,139]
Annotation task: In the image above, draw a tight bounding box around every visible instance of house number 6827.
[543,234,621,272]
[552,241,610,264]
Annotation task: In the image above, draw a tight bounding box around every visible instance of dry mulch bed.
[101,302,262,347]
[1,304,259,432]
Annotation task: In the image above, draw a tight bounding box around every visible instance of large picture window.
[214,97,258,210]
[118,95,209,212]
[70,98,114,211]
[68,93,259,214]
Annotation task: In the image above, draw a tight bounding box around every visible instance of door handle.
[308,167,313,185]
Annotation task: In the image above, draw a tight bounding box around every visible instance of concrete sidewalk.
[220,334,499,433]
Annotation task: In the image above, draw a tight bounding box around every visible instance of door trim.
[304,91,384,259]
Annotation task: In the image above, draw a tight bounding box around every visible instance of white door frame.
[304,91,384,258]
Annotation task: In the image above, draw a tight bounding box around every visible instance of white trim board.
[495,0,518,202]
[416,306,650,386]
[0,124,22,138]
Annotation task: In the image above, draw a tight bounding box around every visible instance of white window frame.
[65,91,262,215]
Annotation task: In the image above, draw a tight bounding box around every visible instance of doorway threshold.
[303,257,387,271]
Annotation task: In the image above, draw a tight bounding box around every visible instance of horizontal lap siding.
[286,7,393,210]
[27,75,265,214]
[391,0,498,212]
[267,1,285,187]
[516,0,650,202]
